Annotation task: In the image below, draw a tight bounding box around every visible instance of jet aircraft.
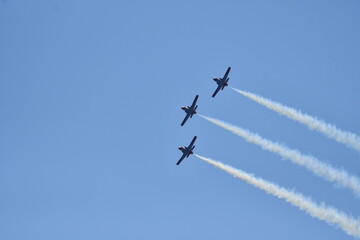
[177,136,197,165]
[212,67,231,97]
[180,95,199,126]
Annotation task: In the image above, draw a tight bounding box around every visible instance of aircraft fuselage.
[213,78,228,87]
[181,106,196,115]
[178,146,193,156]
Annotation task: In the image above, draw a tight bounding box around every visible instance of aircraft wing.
[176,154,187,165]
[222,67,231,80]
[190,95,199,108]
[181,114,190,126]
[212,85,222,98]
[188,136,197,149]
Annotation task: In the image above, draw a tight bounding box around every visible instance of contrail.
[231,87,360,153]
[195,154,360,238]
[199,115,360,196]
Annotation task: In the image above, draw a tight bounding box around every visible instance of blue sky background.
[1,0,360,239]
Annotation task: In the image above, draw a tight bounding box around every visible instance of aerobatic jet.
[177,136,197,165]
[180,95,199,126]
[212,67,231,97]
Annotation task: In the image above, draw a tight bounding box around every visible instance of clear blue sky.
[1,1,360,239]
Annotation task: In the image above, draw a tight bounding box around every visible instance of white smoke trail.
[195,154,360,238]
[199,115,360,196]
[231,87,360,153]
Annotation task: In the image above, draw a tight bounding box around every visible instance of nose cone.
[181,106,186,110]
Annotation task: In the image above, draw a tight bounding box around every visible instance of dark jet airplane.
[177,136,197,165]
[180,95,199,126]
[212,67,231,97]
